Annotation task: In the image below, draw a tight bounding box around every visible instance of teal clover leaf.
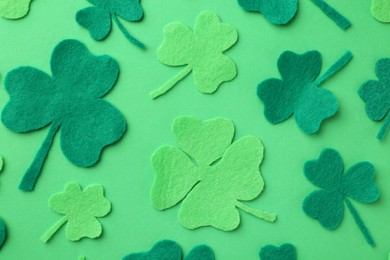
[259,243,297,260]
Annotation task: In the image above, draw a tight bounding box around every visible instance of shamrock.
[0,0,32,19]
[76,0,145,48]
[257,50,352,134]
[123,240,215,260]
[0,218,6,249]
[1,39,126,191]
[259,243,297,260]
[371,0,390,23]
[359,58,390,141]
[149,11,238,99]
[150,116,276,231]
[40,182,111,243]
[237,0,298,25]
[303,149,379,246]
[311,0,351,30]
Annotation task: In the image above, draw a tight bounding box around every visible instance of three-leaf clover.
[123,240,215,260]
[1,39,126,191]
[303,149,379,246]
[76,0,145,48]
[41,182,111,243]
[257,50,352,134]
[0,0,32,19]
[371,0,390,23]
[259,243,297,260]
[150,11,238,99]
[150,116,276,231]
[237,0,298,25]
[359,58,390,141]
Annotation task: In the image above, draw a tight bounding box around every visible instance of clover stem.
[40,216,68,243]
[235,201,277,222]
[149,65,193,99]
[345,198,375,247]
[377,112,390,141]
[112,15,145,49]
[19,122,61,191]
[311,0,351,30]
[314,51,353,86]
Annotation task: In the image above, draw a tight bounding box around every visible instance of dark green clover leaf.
[1,39,126,191]
[259,243,297,260]
[359,58,390,141]
[303,148,379,246]
[76,0,145,48]
[0,218,6,250]
[257,50,352,134]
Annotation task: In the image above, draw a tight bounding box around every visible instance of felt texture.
[257,50,352,134]
[259,244,297,260]
[303,149,379,246]
[237,0,298,25]
[0,0,31,19]
[76,0,145,48]
[1,39,126,192]
[40,182,111,243]
[311,0,351,30]
[0,218,6,249]
[122,240,215,260]
[150,11,238,99]
[150,116,276,231]
[372,0,390,23]
[359,58,390,141]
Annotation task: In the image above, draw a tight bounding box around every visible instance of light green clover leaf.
[0,0,32,19]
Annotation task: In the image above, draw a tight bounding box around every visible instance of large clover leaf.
[257,50,352,134]
[303,149,379,246]
[40,182,111,243]
[0,0,31,19]
[1,39,126,191]
[150,116,276,231]
[149,11,238,99]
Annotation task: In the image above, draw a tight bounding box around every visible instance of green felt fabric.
[257,50,352,134]
[41,182,111,243]
[1,39,126,191]
[311,0,351,30]
[150,11,238,99]
[0,218,6,249]
[151,116,276,231]
[236,0,298,25]
[76,0,144,48]
[303,149,379,246]
[371,0,390,23]
[0,0,31,19]
[185,245,214,260]
[359,58,390,141]
[0,156,3,172]
[259,244,297,260]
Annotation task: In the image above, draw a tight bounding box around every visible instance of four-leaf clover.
[303,149,379,246]
[40,182,111,243]
[257,50,352,134]
[150,11,238,99]
[1,39,126,191]
[76,0,145,48]
[0,0,32,19]
[150,116,276,231]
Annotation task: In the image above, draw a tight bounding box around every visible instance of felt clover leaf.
[0,0,32,19]
[149,11,238,99]
[123,240,215,260]
[259,243,297,260]
[257,50,353,134]
[151,116,276,231]
[0,218,6,250]
[237,0,298,25]
[303,149,379,246]
[41,182,111,243]
[311,0,351,30]
[372,0,390,23]
[1,39,126,191]
[359,58,390,141]
[76,0,145,48]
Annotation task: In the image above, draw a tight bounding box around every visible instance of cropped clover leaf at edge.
[150,116,276,231]
[371,0,390,23]
[259,243,297,260]
[149,11,238,99]
[1,39,127,191]
[0,0,32,19]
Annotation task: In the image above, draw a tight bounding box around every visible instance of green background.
[0,0,389,259]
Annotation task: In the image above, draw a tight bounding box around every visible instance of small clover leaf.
[76,0,145,48]
[371,0,390,23]
[0,0,32,19]
[359,58,390,141]
[41,182,111,243]
[257,50,352,134]
[1,39,126,191]
[151,116,276,231]
[259,243,297,260]
[150,11,238,99]
[303,149,379,246]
